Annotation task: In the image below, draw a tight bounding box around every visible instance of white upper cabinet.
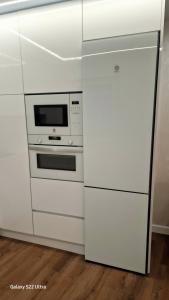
[19,0,82,93]
[83,0,164,41]
[0,95,33,234]
[0,13,23,94]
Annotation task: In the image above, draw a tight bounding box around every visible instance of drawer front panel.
[31,178,84,217]
[33,212,84,245]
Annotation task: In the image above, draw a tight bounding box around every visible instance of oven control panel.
[70,101,81,112]
[28,134,83,146]
[70,94,83,136]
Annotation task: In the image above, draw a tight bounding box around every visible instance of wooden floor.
[0,233,168,300]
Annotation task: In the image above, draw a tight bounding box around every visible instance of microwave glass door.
[34,105,68,127]
[37,154,76,171]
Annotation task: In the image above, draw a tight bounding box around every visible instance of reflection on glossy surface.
[0,13,23,93]
[12,29,82,61]
[82,46,157,58]
[0,51,21,67]
[0,0,30,7]
[0,0,65,14]
[19,0,82,93]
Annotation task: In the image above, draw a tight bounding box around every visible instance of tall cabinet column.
[0,13,33,234]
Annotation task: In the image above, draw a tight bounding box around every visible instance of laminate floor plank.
[0,233,168,300]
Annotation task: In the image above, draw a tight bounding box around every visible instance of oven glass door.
[37,153,76,171]
[29,146,83,182]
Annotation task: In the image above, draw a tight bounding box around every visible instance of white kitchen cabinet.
[85,188,149,274]
[0,13,23,94]
[83,0,163,41]
[19,0,82,93]
[32,178,84,217]
[33,212,84,245]
[0,95,33,234]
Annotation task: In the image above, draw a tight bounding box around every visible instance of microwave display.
[37,154,76,171]
[34,105,68,127]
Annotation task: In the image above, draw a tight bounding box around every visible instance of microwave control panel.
[70,94,83,136]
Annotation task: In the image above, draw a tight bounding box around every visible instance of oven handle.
[28,145,83,154]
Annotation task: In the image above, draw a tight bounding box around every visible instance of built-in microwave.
[25,93,83,146]
[29,145,83,182]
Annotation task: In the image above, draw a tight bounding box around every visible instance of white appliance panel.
[85,188,149,274]
[83,33,158,193]
[70,94,83,136]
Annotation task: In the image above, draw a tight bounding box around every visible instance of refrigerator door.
[85,187,149,274]
[83,32,158,194]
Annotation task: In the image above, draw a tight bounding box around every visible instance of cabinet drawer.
[31,178,84,217]
[33,212,84,245]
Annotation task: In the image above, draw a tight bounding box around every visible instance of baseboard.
[1,226,168,256]
[0,229,85,255]
[152,224,169,235]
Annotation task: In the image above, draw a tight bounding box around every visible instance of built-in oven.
[29,145,83,182]
[25,93,83,145]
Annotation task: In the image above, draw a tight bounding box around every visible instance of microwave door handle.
[28,145,83,154]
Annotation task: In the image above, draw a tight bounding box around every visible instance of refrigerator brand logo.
[114,65,120,72]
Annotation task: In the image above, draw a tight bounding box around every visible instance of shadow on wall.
[154,182,169,226]
[153,19,169,226]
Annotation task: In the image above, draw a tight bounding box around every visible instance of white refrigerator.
[83,32,159,274]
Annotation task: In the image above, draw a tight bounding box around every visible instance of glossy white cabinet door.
[0,95,33,234]
[85,188,149,274]
[19,0,82,93]
[83,33,158,194]
[83,0,163,40]
[0,13,23,94]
